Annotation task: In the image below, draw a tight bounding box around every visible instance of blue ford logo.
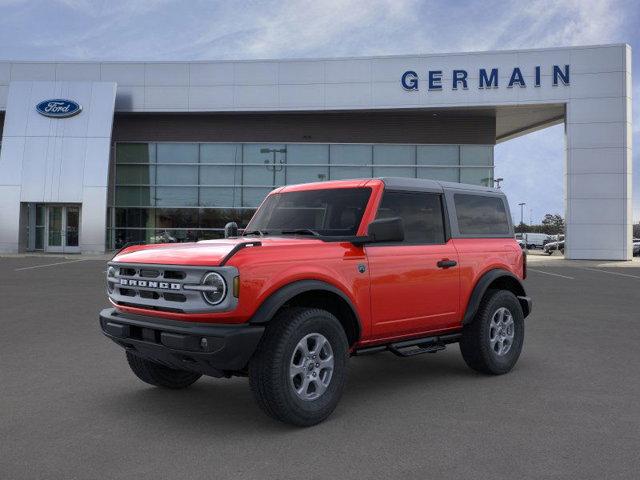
[36,99,82,118]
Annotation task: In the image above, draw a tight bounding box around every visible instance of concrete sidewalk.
[526,251,640,268]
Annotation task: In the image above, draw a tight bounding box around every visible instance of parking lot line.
[14,259,87,271]
[527,268,575,280]
[580,267,640,279]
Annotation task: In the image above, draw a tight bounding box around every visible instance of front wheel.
[459,290,524,375]
[249,307,349,427]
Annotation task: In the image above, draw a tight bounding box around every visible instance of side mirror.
[224,222,239,238]
[365,217,404,243]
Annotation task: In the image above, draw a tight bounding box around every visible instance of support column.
[564,45,632,260]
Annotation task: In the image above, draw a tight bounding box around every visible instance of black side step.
[354,332,462,358]
[389,342,446,357]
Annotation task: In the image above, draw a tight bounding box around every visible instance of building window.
[109,142,494,249]
[418,145,459,182]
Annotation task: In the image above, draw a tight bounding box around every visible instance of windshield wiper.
[243,229,267,237]
[280,229,321,237]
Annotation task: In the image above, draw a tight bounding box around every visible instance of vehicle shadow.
[343,351,474,401]
[99,350,475,434]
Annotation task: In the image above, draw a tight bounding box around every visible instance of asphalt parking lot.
[1,256,639,479]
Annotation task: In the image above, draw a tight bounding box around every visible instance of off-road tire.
[459,289,524,375]
[126,351,202,389]
[249,307,349,427]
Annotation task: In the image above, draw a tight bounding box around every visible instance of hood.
[112,236,323,266]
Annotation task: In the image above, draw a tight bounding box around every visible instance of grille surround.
[107,262,238,313]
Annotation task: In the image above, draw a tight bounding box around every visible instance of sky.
[0,0,638,224]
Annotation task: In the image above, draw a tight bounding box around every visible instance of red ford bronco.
[100,178,531,426]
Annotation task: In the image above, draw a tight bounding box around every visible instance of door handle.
[437,259,457,269]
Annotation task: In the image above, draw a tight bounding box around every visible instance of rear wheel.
[249,307,349,427]
[126,351,202,389]
[459,290,524,375]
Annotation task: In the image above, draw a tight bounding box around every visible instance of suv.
[100,178,531,426]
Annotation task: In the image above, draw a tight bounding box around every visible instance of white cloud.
[0,0,637,220]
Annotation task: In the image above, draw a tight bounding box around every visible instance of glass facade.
[109,142,493,249]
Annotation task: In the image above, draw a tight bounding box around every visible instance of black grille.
[163,292,186,303]
[139,269,160,278]
[164,270,186,280]
[108,262,235,313]
[139,290,160,299]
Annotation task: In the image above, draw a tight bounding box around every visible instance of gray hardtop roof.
[379,177,504,196]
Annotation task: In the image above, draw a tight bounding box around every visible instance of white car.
[516,232,552,249]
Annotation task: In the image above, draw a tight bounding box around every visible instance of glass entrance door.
[65,206,80,251]
[47,207,64,252]
[45,205,81,253]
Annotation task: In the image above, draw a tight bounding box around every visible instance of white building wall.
[0,44,633,259]
[0,81,116,253]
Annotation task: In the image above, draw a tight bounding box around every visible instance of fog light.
[200,337,208,350]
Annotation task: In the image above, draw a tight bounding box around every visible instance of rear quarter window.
[454,194,511,236]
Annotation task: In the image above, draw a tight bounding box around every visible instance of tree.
[514,214,565,235]
[633,223,640,239]
[541,214,565,235]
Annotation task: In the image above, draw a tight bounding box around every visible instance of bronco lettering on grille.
[119,279,181,290]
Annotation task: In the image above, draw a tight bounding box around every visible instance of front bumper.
[99,308,264,377]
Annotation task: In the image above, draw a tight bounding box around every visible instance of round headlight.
[201,272,226,305]
[107,266,116,293]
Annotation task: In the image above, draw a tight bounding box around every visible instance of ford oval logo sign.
[36,99,82,118]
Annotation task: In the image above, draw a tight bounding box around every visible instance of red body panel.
[111,179,525,347]
[366,241,460,339]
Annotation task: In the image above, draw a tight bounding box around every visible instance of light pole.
[518,202,526,225]
[261,147,287,188]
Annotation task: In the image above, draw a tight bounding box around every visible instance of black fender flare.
[249,279,362,339]
[462,269,531,324]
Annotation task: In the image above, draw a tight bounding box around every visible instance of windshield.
[245,187,372,237]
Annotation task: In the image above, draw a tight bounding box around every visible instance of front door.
[45,205,81,253]
[65,206,80,252]
[367,190,460,340]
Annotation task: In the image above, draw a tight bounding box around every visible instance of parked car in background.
[544,240,565,255]
[543,234,564,246]
[525,233,552,249]
[515,233,552,249]
[633,238,640,256]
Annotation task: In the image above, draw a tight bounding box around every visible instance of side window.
[376,191,445,244]
[454,194,510,235]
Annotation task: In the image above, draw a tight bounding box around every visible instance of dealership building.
[0,44,633,259]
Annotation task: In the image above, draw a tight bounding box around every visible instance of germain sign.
[401,65,570,91]
[36,99,82,118]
